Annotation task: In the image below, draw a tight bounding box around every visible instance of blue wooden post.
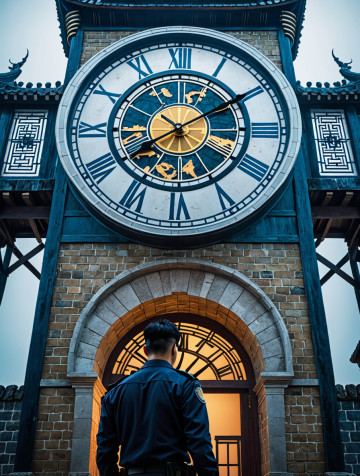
[348,244,360,313]
[278,30,345,471]
[0,245,13,306]
[14,29,83,472]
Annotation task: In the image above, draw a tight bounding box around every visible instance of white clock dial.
[56,27,301,246]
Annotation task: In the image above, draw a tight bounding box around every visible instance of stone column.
[68,372,105,476]
[254,373,294,476]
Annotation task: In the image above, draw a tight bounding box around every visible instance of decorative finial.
[0,50,29,86]
[332,50,360,83]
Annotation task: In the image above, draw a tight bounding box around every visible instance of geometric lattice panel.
[1,111,48,177]
[311,110,357,176]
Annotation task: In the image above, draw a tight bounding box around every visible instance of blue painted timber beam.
[278,30,345,471]
[0,245,13,306]
[13,29,84,472]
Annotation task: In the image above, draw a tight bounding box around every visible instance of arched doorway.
[67,259,293,476]
[103,314,261,476]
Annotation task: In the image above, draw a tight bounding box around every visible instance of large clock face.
[56,27,301,246]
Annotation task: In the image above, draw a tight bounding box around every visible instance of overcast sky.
[0,0,359,387]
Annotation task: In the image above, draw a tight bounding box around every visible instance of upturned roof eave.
[0,82,64,103]
[295,80,360,103]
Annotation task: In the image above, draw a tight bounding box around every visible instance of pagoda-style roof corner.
[0,50,29,86]
[56,0,306,59]
[296,50,360,104]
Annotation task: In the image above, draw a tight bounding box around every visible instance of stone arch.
[68,259,293,379]
[67,260,294,476]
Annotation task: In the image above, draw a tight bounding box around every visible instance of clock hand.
[130,128,176,158]
[181,93,247,129]
[130,93,246,158]
[161,114,177,127]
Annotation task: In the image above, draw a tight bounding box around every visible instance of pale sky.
[0,0,359,386]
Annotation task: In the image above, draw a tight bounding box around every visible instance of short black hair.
[144,319,181,355]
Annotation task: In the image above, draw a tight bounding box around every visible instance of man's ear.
[144,345,148,357]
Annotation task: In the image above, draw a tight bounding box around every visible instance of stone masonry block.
[131,276,154,302]
[169,269,190,293]
[218,280,242,309]
[94,299,122,326]
[76,342,97,361]
[247,311,274,336]
[254,323,280,345]
[199,272,215,298]
[206,275,229,302]
[159,270,172,296]
[80,328,102,347]
[188,270,206,296]
[145,272,164,298]
[113,283,141,311]
[230,290,258,323]
[261,337,283,359]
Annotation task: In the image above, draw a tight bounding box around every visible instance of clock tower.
[2,0,359,475]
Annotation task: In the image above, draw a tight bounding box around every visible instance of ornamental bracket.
[65,10,81,45]
[280,10,297,44]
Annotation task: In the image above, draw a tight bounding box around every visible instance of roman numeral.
[86,153,116,184]
[169,192,190,220]
[243,86,264,102]
[168,48,192,69]
[238,154,269,182]
[213,57,227,78]
[119,180,147,214]
[218,364,232,378]
[123,134,149,155]
[79,121,107,138]
[252,123,279,138]
[215,183,235,211]
[206,135,234,157]
[127,55,153,79]
[93,84,121,104]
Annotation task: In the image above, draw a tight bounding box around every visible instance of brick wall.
[31,242,325,475]
[285,386,325,474]
[0,385,23,475]
[337,384,360,475]
[33,386,75,474]
[80,30,282,70]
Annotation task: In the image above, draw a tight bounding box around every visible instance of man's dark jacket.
[96,359,219,476]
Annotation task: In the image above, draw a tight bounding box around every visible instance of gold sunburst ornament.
[149,105,208,154]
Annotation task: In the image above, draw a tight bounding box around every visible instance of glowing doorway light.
[112,322,246,380]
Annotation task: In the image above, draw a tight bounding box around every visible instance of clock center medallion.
[149,105,208,155]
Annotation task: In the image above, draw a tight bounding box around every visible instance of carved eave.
[0,82,64,104]
[56,0,306,59]
[295,80,360,110]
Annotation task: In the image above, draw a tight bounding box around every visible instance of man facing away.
[96,319,219,476]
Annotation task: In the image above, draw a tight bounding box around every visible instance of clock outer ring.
[56,26,302,246]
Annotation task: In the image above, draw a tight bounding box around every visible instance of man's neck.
[147,354,173,366]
